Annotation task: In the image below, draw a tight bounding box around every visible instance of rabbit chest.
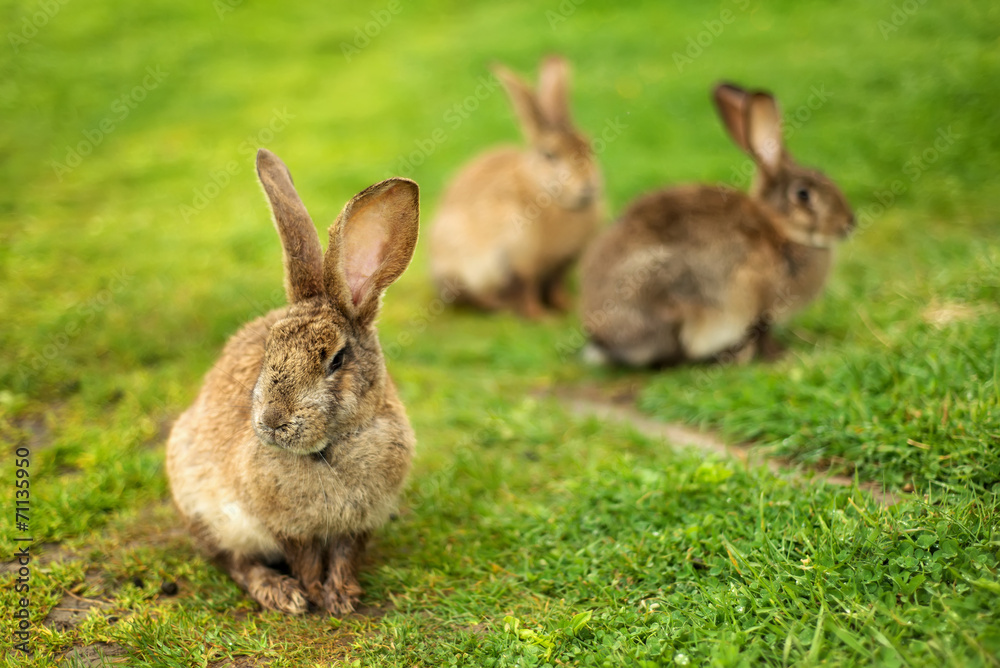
[767,244,834,320]
[522,204,601,271]
[237,413,413,541]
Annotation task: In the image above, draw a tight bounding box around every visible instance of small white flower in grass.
[674,652,690,666]
[736,604,745,613]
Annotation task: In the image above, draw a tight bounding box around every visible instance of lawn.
[1,0,998,666]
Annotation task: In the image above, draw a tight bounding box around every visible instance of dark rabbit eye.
[542,149,557,161]
[326,348,346,375]
[796,187,811,204]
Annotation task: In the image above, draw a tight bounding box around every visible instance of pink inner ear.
[343,198,392,306]
[346,239,385,305]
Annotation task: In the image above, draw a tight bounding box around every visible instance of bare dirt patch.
[13,413,51,448]
[347,598,394,620]
[464,621,490,635]
[210,658,269,668]
[60,642,127,666]
[554,387,900,507]
[44,592,110,631]
[2,402,68,453]
[1,542,77,575]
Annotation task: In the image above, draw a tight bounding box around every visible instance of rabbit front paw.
[248,569,310,615]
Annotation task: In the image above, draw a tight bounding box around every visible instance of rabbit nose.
[259,405,288,432]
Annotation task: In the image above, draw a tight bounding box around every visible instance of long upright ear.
[324,178,419,327]
[256,149,325,303]
[712,83,751,153]
[537,55,571,128]
[745,92,784,175]
[494,63,547,144]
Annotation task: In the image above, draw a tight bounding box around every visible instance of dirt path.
[557,391,900,507]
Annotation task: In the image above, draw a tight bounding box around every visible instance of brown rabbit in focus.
[430,56,604,318]
[166,149,419,615]
[580,83,855,367]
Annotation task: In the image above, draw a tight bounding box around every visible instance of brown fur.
[429,56,604,318]
[225,553,309,615]
[580,83,854,367]
[166,149,419,615]
[323,533,369,615]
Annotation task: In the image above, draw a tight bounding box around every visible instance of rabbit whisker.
[214,367,256,395]
[313,447,335,539]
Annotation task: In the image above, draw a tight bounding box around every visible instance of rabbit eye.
[541,149,557,161]
[326,348,346,375]
[796,187,811,204]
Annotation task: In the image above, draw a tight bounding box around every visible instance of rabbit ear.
[324,178,419,327]
[494,63,547,144]
[713,83,751,153]
[746,92,784,174]
[537,55,571,128]
[256,149,325,303]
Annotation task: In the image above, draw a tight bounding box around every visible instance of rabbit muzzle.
[251,399,329,455]
[253,404,291,446]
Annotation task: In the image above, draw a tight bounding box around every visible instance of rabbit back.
[581,185,784,365]
[431,146,600,299]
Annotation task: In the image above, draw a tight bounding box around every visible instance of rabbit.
[580,83,855,367]
[166,149,419,616]
[429,56,604,319]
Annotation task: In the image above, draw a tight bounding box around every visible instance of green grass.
[640,228,1000,492]
[1,0,999,665]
